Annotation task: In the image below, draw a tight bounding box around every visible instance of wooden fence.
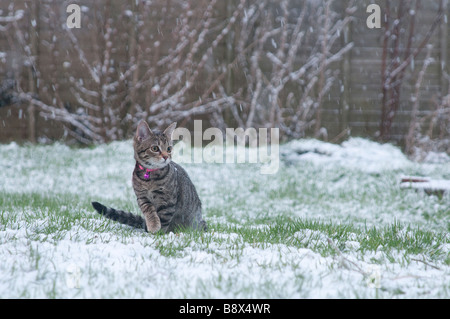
[0,0,448,146]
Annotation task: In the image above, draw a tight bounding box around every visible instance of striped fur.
[92,120,207,234]
[92,201,147,231]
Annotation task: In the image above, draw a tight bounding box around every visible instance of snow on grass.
[0,138,449,298]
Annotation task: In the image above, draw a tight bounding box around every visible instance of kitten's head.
[133,120,177,169]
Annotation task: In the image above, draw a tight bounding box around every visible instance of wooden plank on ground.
[400,176,450,197]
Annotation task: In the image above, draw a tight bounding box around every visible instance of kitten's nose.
[162,153,168,160]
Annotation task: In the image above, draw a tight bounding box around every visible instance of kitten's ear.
[163,122,177,139]
[136,120,152,142]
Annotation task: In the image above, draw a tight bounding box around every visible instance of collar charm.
[138,164,158,179]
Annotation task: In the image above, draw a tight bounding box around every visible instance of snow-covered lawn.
[0,138,449,298]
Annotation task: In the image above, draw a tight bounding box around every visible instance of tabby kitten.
[92,120,207,233]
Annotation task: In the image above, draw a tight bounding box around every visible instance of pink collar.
[138,164,159,179]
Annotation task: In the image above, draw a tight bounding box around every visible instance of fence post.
[340,0,352,137]
[28,1,39,143]
[439,0,448,96]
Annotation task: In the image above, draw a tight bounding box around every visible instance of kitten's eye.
[151,146,160,152]
[167,146,172,153]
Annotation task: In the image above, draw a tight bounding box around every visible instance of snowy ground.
[0,138,449,298]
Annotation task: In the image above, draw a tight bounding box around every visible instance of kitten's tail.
[91,202,147,232]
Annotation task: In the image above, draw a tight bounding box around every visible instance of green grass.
[2,180,448,246]
[5,190,445,265]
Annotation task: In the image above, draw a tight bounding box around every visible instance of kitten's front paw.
[145,218,161,234]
